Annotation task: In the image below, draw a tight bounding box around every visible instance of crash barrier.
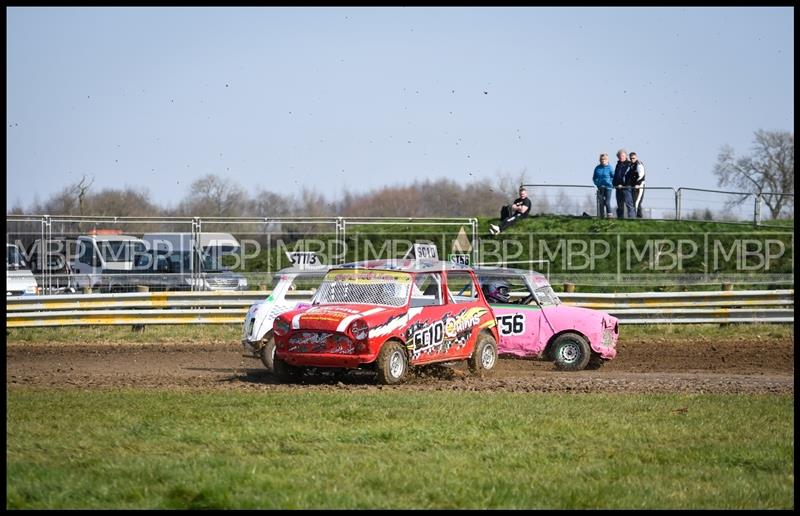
[521,184,794,227]
[5,289,793,327]
[558,289,794,325]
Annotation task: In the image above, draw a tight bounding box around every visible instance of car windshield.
[533,285,561,305]
[313,269,412,307]
[100,240,147,262]
[271,271,327,291]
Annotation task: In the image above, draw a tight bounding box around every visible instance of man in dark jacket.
[613,149,631,218]
[626,152,646,218]
[489,187,532,235]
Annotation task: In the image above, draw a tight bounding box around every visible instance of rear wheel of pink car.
[468,333,498,374]
[552,333,591,371]
[376,341,408,385]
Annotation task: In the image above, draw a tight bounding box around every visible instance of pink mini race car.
[475,267,618,370]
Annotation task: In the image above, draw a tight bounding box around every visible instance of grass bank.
[238,215,793,292]
[6,390,794,509]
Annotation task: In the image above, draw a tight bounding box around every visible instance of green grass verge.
[6,323,793,345]
[6,390,793,509]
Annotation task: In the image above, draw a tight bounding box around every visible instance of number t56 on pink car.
[475,267,618,371]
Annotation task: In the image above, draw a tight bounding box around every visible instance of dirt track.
[6,335,794,394]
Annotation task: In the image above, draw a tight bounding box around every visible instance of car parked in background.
[139,232,248,291]
[271,259,500,384]
[475,266,618,370]
[26,238,77,294]
[71,230,148,292]
[7,243,39,296]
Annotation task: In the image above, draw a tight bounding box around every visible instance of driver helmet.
[482,280,511,304]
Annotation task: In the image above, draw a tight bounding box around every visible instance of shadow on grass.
[222,362,468,387]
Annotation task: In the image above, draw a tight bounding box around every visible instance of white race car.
[241,265,330,371]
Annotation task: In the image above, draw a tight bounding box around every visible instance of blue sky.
[6,6,794,211]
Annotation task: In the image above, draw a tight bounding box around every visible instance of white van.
[71,232,147,292]
[138,232,247,291]
[7,243,39,296]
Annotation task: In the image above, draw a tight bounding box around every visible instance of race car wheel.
[552,333,591,371]
[376,341,408,385]
[259,333,276,372]
[468,332,498,374]
[273,357,303,383]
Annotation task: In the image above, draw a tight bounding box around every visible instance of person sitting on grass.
[489,187,531,235]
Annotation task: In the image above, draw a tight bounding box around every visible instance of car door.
[405,271,454,365]
[483,273,549,358]
[73,237,102,289]
[438,270,492,360]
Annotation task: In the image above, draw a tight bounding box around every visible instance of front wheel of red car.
[273,357,303,383]
[376,341,408,385]
[552,333,591,371]
[468,333,498,375]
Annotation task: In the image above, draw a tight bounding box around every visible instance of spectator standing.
[626,152,646,218]
[613,149,631,218]
[489,187,532,235]
[592,153,614,218]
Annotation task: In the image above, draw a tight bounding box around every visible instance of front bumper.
[591,328,618,360]
[276,351,374,369]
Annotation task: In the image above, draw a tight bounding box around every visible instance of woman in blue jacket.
[592,153,615,218]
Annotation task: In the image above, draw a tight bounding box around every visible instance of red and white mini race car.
[271,259,501,384]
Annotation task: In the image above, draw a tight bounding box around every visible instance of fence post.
[675,189,682,221]
[595,188,601,218]
[754,194,762,227]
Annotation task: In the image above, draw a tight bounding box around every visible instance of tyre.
[585,353,605,370]
[273,357,303,383]
[376,341,408,385]
[468,332,498,374]
[552,333,591,371]
[259,333,276,372]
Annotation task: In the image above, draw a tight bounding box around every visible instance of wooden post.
[721,282,733,291]
[563,282,576,293]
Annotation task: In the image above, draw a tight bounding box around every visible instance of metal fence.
[6,289,792,327]
[522,184,794,226]
[6,215,479,295]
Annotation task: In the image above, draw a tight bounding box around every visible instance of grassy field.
[6,390,793,509]
[6,323,794,345]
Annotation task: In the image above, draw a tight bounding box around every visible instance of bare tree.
[87,186,160,217]
[178,174,247,217]
[249,189,293,217]
[70,175,94,216]
[713,130,794,219]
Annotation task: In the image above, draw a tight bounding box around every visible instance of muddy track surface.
[6,336,794,394]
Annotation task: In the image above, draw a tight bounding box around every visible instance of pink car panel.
[491,303,618,361]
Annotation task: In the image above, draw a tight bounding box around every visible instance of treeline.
[7,171,594,218]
